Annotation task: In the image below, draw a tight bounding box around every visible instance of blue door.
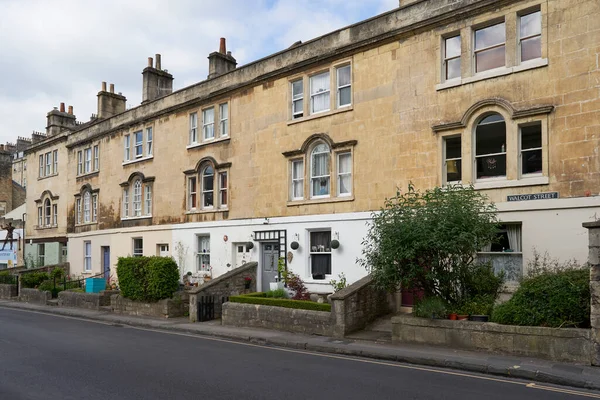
[102,246,110,281]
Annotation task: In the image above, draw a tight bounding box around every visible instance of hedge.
[20,272,50,288]
[0,271,17,285]
[230,294,332,312]
[117,256,179,302]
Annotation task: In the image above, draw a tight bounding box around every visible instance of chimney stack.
[142,53,173,104]
[60,102,65,113]
[68,105,73,115]
[46,102,76,136]
[208,38,237,79]
[97,81,126,119]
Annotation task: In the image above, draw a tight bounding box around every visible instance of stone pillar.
[583,221,600,366]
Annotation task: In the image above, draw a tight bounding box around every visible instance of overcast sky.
[0,0,397,144]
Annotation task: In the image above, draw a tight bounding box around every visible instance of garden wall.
[58,290,118,310]
[0,284,17,299]
[392,314,592,364]
[330,274,392,338]
[222,302,333,336]
[111,292,189,318]
[189,262,257,322]
[18,288,50,305]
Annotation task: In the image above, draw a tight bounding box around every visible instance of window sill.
[287,196,354,207]
[37,173,58,181]
[436,58,548,91]
[122,155,153,166]
[477,252,523,255]
[186,208,228,215]
[287,106,353,126]
[76,171,99,180]
[473,176,549,190]
[35,225,58,230]
[121,215,152,221]
[75,222,98,227]
[187,137,230,150]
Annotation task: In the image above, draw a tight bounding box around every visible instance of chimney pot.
[148,57,153,67]
[60,103,65,113]
[101,81,107,91]
[109,83,115,93]
[68,105,73,115]
[219,38,226,54]
[155,54,161,70]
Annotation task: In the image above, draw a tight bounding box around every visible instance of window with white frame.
[52,150,58,174]
[38,244,45,266]
[443,35,461,80]
[474,21,506,73]
[310,230,331,280]
[291,79,304,119]
[202,165,214,208]
[145,184,152,215]
[443,136,462,183]
[122,189,129,218]
[133,179,142,217]
[84,148,92,173]
[519,10,541,63]
[83,191,91,223]
[35,194,59,228]
[92,194,98,222]
[337,152,352,196]
[202,107,215,141]
[77,151,83,175]
[336,65,351,108]
[76,198,82,224]
[188,177,197,210]
[44,199,51,226]
[219,172,228,208]
[185,161,229,211]
[219,103,228,137]
[39,155,43,177]
[520,122,542,176]
[124,135,131,161]
[84,241,92,272]
[121,175,153,219]
[310,72,330,114]
[189,112,198,144]
[196,235,210,271]
[475,114,506,180]
[291,159,304,200]
[45,152,51,176]
[478,223,523,281]
[133,238,143,257]
[37,206,42,227]
[310,143,331,198]
[134,131,143,158]
[52,204,57,226]
[146,127,153,156]
[93,145,99,171]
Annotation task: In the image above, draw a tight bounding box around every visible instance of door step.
[47,299,59,307]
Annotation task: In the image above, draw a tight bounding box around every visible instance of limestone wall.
[57,290,116,310]
[18,288,50,305]
[110,292,189,318]
[0,284,17,299]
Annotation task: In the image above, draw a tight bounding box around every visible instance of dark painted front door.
[101,246,110,281]
[261,243,279,292]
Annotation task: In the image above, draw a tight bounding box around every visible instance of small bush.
[265,289,287,298]
[456,295,495,316]
[20,272,50,288]
[117,256,179,302]
[492,268,590,328]
[230,295,331,312]
[413,297,447,319]
[0,271,16,284]
[50,268,65,280]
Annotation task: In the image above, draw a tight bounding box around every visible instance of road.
[0,307,598,400]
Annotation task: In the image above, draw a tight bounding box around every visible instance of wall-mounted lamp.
[331,232,340,250]
[263,217,270,225]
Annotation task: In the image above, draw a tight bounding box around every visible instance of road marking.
[2,305,599,398]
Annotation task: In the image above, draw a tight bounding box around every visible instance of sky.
[0,0,398,144]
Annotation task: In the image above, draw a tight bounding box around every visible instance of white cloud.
[0,0,396,144]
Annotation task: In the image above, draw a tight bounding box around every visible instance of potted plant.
[203,267,212,282]
[244,276,252,289]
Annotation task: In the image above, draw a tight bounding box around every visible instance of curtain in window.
[338,153,351,194]
[133,180,142,216]
[311,231,331,278]
[311,72,330,113]
[311,144,330,196]
[506,225,521,252]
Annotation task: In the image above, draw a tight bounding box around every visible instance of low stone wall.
[0,284,17,299]
[330,275,391,338]
[57,290,118,310]
[111,292,189,318]
[189,262,258,322]
[392,314,592,364]
[222,302,333,336]
[18,288,51,305]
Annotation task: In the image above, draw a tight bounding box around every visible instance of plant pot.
[469,315,489,322]
[449,313,457,320]
[457,314,469,321]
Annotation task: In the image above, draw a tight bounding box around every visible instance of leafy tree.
[359,183,500,306]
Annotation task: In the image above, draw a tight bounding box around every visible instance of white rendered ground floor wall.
[66,196,600,292]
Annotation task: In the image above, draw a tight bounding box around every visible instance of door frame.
[101,246,110,281]
[260,241,280,292]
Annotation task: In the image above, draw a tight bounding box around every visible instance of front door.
[101,246,110,281]
[261,243,279,292]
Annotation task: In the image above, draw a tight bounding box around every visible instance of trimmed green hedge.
[230,294,331,312]
[20,272,50,288]
[0,271,17,285]
[117,256,179,302]
[242,292,267,298]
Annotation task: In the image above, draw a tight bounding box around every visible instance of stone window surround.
[74,184,100,226]
[76,143,100,176]
[34,190,59,229]
[436,4,547,91]
[119,172,155,220]
[183,156,231,214]
[433,98,553,190]
[283,133,357,206]
[123,123,154,165]
[188,100,230,147]
[37,150,58,180]
[287,59,353,123]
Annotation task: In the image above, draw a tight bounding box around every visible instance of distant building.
[0,144,26,218]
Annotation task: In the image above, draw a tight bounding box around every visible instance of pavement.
[1,299,599,393]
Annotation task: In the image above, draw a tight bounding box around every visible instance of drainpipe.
[21,212,26,264]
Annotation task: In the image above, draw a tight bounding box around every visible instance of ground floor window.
[84,241,92,272]
[133,238,143,257]
[158,244,169,257]
[196,235,210,272]
[37,244,45,266]
[310,230,331,280]
[477,223,522,281]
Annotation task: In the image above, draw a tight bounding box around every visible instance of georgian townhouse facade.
[24,0,600,292]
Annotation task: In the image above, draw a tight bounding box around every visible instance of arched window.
[475,113,506,179]
[44,199,51,226]
[133,179,142,217]
[202,165,214,208]
[83,192,91,223]
[310,143,330,197]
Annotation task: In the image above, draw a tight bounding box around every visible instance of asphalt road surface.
[1,307,598,400]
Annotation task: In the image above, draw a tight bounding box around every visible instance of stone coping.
[188,262,257,294]
[330,275,373,300]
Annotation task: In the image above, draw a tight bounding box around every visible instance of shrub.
[50,268,65,280]
[265,289,287,298]
[117,256,179,302]
[242,292,267,298]
[456,295,495,316]
[20,272,50,288]
[492,268,590,328]
[0,271,16,284]
[230,295,331,312]
[413,297,447,318]
[285,271,310,300]
[329,273,348,293]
